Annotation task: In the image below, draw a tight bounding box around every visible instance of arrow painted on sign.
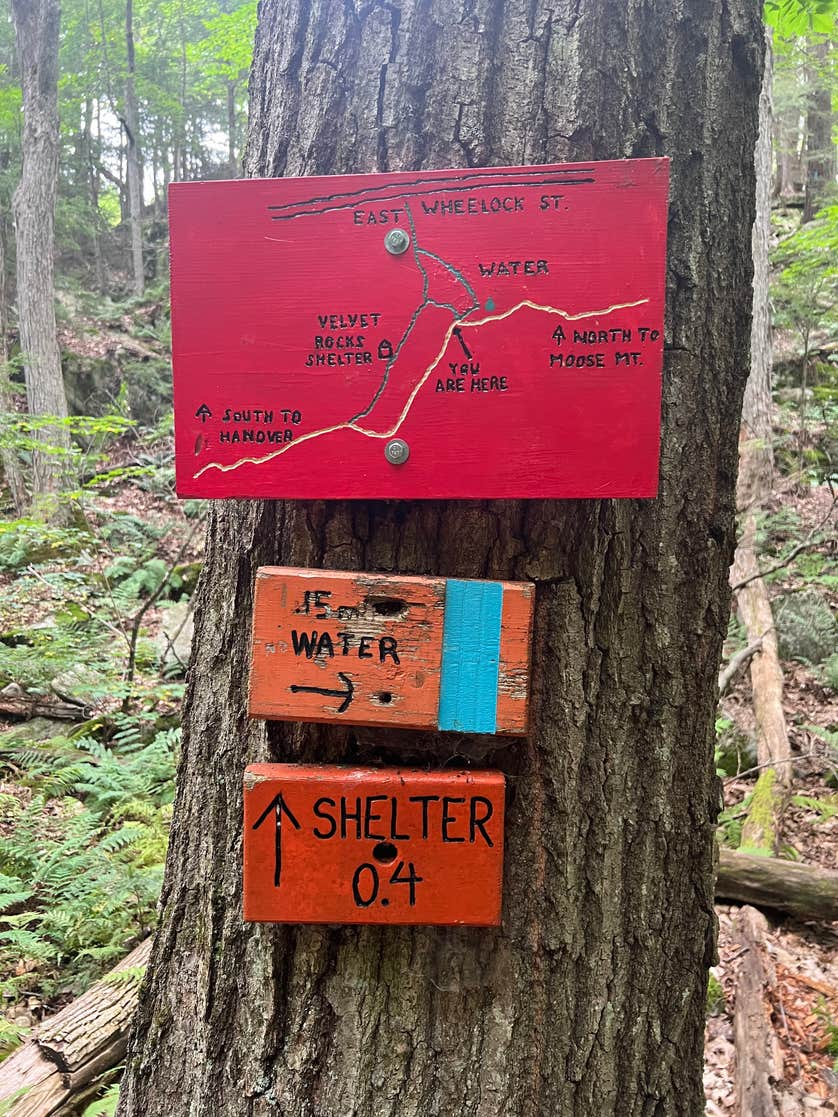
[452,327,472,359]
[251,793,302,887]
[289,671,354,713]
[195,403,212,422]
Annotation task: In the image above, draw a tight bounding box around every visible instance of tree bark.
[731,31,791,854]
[124,0,144,297]
[0,172,28,514]
[85,98,107,295]
[118,3,764,1116]
[227,80,237,176]
[10,0,69,506]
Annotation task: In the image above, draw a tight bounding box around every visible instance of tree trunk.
[118,3,764,1115]
[0,168,28,514]
[227,79,237,176]
[802,38,835,224]
[10,0,69,506]
[731,29,791,855]
[773,107,803,199]
[85,98,107,295]
[124,0,144,297]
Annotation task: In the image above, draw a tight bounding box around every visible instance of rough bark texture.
[0,188,28,514]
[731,32,791,854]
[118,3,763,1116]
[10,0,69,503]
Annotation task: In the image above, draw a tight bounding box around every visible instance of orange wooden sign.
[243,764,505,925]
[249,567,533,734]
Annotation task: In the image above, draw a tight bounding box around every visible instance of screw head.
[384,228,410,255]
[384,438,410,465]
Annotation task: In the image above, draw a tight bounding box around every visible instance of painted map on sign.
[169,158,668,499]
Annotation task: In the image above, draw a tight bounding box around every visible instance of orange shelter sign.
[243,764,505,926]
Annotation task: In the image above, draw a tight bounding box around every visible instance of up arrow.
[251,793,302,887]
[195,403,212,422]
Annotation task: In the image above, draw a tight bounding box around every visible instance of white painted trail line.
[194,297,649,479]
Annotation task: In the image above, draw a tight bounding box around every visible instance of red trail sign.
[170,158,668,499]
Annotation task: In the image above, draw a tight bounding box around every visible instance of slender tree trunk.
[773,107,803,198]
[124,0,144,296]
[10,0,69,507]
[0,169,28,514]
[802,38,835,223]
[731,31,790,855]
[227,79,237,176]
[118,3,764,1115]
[85,99,106,295]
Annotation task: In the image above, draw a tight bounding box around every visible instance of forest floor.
[704,466,838,1111]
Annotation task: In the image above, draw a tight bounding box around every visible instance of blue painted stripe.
[438,580,503,733]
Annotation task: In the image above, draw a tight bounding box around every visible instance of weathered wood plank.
[248,566,533,733]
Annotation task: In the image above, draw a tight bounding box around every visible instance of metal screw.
[384,228,410,255]
[384,438,410,465]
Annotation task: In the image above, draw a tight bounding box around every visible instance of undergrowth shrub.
[0,724,178,1007]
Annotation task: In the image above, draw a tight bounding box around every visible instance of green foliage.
[773,205,838,354]
[816,652,838,691]
[815,998,838,1072]
[765,0,837,36]
[0,724,178,1002]
[188,3,257,80]
[717,800,747,850]
[706,973,726,1016]
[791,793,838,821]
[0,519,87,570]
[774,588,838,665]
[82,1083,121,1117]
[0,1016,28,1061]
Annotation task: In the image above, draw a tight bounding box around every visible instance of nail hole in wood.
[369,597,405,616]
[373,841,398,864]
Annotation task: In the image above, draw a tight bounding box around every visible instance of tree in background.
[124,0,144,295]
[768,2,836,210]
[116,1,763,1114]
[10,0,69,507]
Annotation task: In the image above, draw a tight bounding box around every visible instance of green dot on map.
[485,297,495,311]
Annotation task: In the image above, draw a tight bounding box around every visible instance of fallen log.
[0,938,150,1117]
[733,905,781,1117]
[717,847,838,922]
[0,684,91,722]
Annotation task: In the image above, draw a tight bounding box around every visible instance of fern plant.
[0,726,178,1003]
